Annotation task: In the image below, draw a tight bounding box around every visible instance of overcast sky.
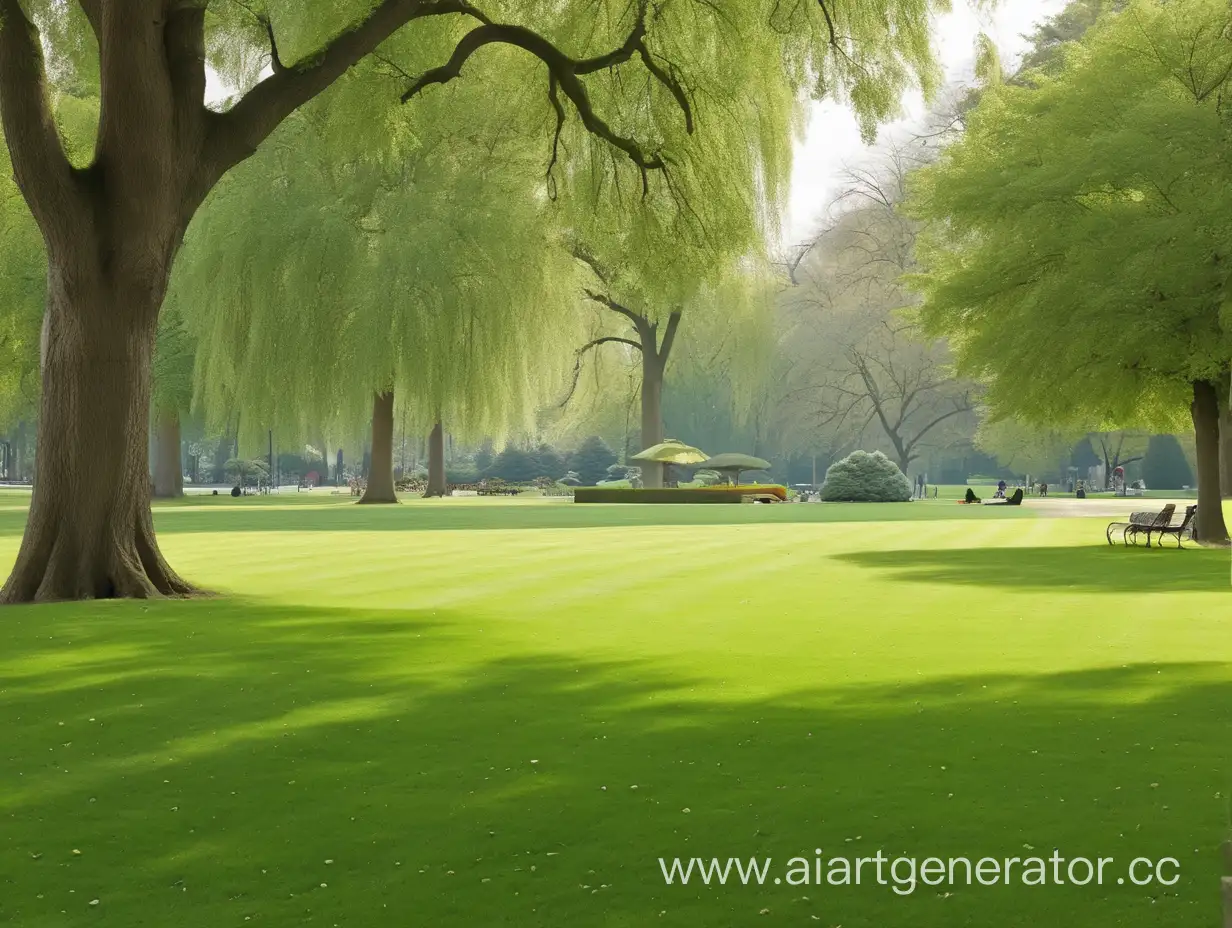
[785,0,1070,241]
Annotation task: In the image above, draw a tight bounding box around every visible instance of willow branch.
[583,288,646,330]
[208,0,485,175]
[570,245,612,285]
[402,2,692,184]
[658,310,682,364]
[0,0,81,232]
[546,74,566,199]
[559,335,644,407]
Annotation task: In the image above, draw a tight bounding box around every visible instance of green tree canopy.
[906,0,1232,539]
[908,0,1232,425]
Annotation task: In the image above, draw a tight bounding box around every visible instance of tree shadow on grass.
[833,545,1231,593]
[0,599,1228,928]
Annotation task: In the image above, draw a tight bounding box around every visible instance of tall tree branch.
[0,0,82,234]
[583,288,648,332]
[658,310,682,364]
[210,0,688,195]
[75,0,102,39]
[569,244,612,285]
[583,335,643,353]
[260,13,287,74]
[545,73,566,198]
[901,401,972,460]
[165,4,208,135]
[206,0,482,175]
[559,335,643,407]
[402,2,692,191]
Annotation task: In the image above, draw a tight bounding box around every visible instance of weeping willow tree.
[564,263,779,483]
[172,65,580,503]
[2,0,953,601]
[553,12,816,488]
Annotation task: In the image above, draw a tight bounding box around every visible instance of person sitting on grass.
[994,479,1007,499]
[963,488,982,504]
[988,487,1024,507]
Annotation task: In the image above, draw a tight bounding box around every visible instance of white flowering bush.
[819,450,913,502]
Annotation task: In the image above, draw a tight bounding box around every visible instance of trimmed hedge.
[819,450,912,502]
[575,485,787,504]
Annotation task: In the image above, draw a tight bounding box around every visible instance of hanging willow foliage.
[169,61,583,451]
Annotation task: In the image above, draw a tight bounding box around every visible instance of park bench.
[1105,504,1174,547]
[1152,504,1198,548]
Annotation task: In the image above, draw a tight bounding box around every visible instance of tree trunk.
[358,391,398,504]
[641,354,666,489]
[0,276,195,603]
[424,421,447,497]
[152,406,184,498]
[1220,402,1232,499]
[1190,380,1229,545]
[894,445,911,473]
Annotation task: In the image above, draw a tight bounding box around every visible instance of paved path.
[1018,497,1194,518]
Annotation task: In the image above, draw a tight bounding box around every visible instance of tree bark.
[638,312,680,490]
[1190,380,1229,545]
[640,354,667,488]
[1220,400,1232,499]
[358,391,398,504]
[424,421,447,497]
[152,406,184,498]
[0,275,195,603]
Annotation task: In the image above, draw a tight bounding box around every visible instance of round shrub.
[819,450,912,502]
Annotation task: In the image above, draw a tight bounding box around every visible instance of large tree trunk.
[1190,380,1229,545]
[358,391,398,504]
[1220,401,1232,499]
[640,353,666,489]
[0,275,195,603]
[424,421,447,497]
[152,406,184,498]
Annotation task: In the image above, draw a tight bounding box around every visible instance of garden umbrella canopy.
[699,453,772,473]
[631,440,709,465]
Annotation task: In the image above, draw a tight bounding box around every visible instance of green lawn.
[0,493,1229,927]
